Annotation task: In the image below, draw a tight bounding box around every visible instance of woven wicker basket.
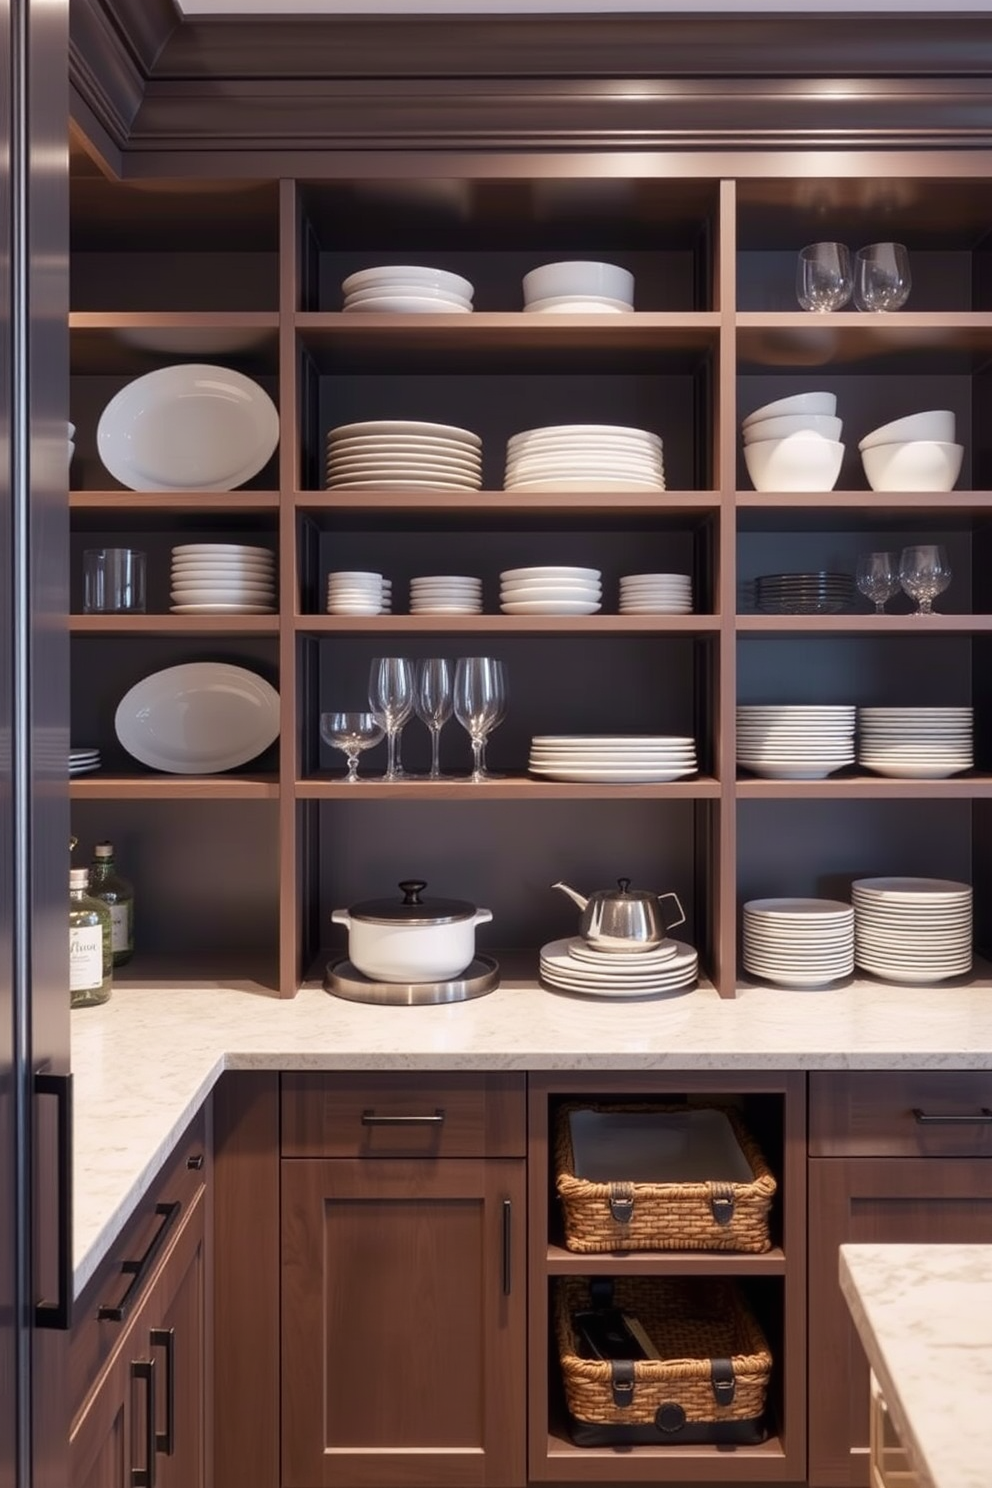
[555,1102,776,1253]
[555,1274,772,1433]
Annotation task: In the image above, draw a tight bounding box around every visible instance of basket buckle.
[610,1360,636,1408]
[709,1182,735,1226]
[609,1181,635,1224]
[711,1357,736,1406]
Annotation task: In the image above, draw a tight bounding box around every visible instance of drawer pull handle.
[912,1107,992,1125]
[502,1198,512,1296]
[98,1202,180,1323]
[361,1108,446,1126]
[150,1328,175,1455]
[131,1358,156,1487]
[186,1153,204,1170]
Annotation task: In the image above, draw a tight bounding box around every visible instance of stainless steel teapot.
[552,877,686,952]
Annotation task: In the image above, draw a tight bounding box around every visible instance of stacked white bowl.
[326,571,391,615]
[325,420,482,491]
[742,391,845,492]
[528,734,697,783]
[170,542,276,614]
[857,706,973,779]
[340,265,474,314]
[852,876,972,983]
[619,573,693,614]
[742,898,854,988]
[409,574,482,614]
[504,424,664,492]
[736,704,856,780]
[538,935,698,998]
[499,565,601,615]
[521,260,633,313]
[69,746,101,777]
[858,410,963,492]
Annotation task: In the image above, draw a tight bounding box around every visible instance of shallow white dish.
[506,476,664,492]
[741,391,836,428]
[173,542,273,557]
[114,661,280,773]
[327,434,481,457]
[341,264,474,298]
[532,734,694,746]
[170,603,276,614]
[509,422,660,445]
[529,764,696,781]
[328,453,480,474]
[524,296,631,313]
[342,295,470,314]
[501,599,602,614]
[565,937,679,966]
[502,566,601,581]
[328,419,481,447]
[97,364,279,492]
[326,475,481,491]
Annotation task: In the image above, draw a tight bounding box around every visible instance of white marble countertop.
[840,1244,992,1488]
[70,966,992,1299]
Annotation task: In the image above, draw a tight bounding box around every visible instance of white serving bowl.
[341,264,474,299]
[523,294,631,313]
[742,391,837,428]
[858,410,956,451]
[522,260,634,304]
[860,440,964,492]
[743,436,845,493]
[742,413,843,445]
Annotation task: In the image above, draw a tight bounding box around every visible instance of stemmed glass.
[368,656,415,781]
[453,657,506,783]
[854,243,912,312]
[319,711,385,783]
[856,551,900,614]
[415,658,453,780]
[796,242,853,312]
[899,544,951,615]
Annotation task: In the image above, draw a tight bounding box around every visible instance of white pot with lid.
[331,879,493,983]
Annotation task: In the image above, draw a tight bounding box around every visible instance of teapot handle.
[657,892,686,933]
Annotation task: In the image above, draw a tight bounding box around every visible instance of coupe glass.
[854,242,911,312]
[415,658,453,780]
[899,544,951,615]
[796,242,853,312]
[319,711,385,783]
[856,551,900,614]
[453,657,506,783]
[368,656,415,781]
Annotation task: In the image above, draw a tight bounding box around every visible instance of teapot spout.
[551,880,588,912]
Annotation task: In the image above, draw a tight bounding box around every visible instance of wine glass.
[899,544,951,615]
[854,243,912,312]
[319,711,385,783]
[415,658,453,780]
[368,657,415,781]
[856,551,900,614]
[453,657,506,783]
[796,242,853,312]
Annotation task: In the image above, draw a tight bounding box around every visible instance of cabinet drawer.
[809,1072,992,1158]
[281,1071,526,1158]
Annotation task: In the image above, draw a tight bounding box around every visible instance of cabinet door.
[808,1157,992,1488]
[69,1339,150,1488]
[149,1187,207,1488]
[281,1157,527,1488]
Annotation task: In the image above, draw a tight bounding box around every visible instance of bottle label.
[70,925,104,992]
[110,903,132,954]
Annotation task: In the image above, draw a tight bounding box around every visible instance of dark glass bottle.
[89,840,134,966]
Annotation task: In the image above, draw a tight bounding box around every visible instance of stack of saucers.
[499,566,601,615]
[409,575,482,614]
[742,898,855,988]
[326,571,391,616]
[754,571,855,615]
[857,707,973,780]
[619,573,693,614]
[736,704,855,780]
[170,543,276,614]
[852,877,973,983]
[340,265,474,314]
[503,424,665,493]
[528,735,697,783]
[539,935,698,998]
[69,746,101,777]
[325,420,482,492]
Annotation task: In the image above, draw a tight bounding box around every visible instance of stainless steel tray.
[324,954,499,1005]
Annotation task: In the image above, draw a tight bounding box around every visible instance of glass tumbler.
[83,548,146,613]
[854,243,912,312]
[796,242,853,312]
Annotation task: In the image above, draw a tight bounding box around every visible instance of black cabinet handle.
[186,1153,204,1170]
[150,1328,175,1456]
[502,1198,512,1296]
[34,1071,73,1330]
[98,1202,180,1323]
[912,1107,992,1125]
[131,1359,156,1488]
[361,1108,445,1126]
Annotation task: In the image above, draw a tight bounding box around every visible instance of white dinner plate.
[326,475,481,491]
[173,543,273,557]
[327,436,481,458]
[509,423,661,445]
[341,294,470,313]
[172,556,275,570]
[852,877,972,898]
[170,588,275,603]
[97,364,279,492]
[505,477,665,492]
[170,603,276,614]
[501,600,602,614]
[529,765,696,781]
[532,734,694,746]
[564,937,680,966]
[327,420,481,447]
[114,662,280,773]
[619,604,694,614]
[860,764,971,779]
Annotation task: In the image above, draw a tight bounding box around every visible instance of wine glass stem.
[429,726,442,780]
[875,601,886,614]
[345,749,360,783]
[470,735,484,782]
[385,727,400,779]
[918,598,933,615]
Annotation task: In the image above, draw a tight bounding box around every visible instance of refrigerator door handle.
[34,1071,72,1330]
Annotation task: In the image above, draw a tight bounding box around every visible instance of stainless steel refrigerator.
[2,1,71,1484]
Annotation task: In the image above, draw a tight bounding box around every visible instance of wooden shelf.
[296,774,721,800]
[545,1244,787,1276]
[297,489,718,518]
[736,311,992,371]
[71,614,279,635]
[539,1424,788,1481]
[736,773,992,799]
[69,490,280,514]
[297,614,718,636]
[736,489,992,514]
[737,614,991,634]
[70,773,280,800]
[69,311,279,372]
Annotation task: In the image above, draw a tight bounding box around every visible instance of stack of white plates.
[325,420,482,491]
[499,565,601,615]
[69,747,101,777]
[326,571,391,616]
[409,575,482,614]
[857,707,973,780]
[619,573,693,614]
[170,543,276,614]
[503,424,665,493]
[539,936,698,998]
[852,877,973,983]
[742,898,854,988]
[340,265,474,314]
[754,572,855,615]
[736,704,856,780]
[528,735,697,783]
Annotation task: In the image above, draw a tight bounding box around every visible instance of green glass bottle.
[89,840,134,966]
[69,867,112,1007]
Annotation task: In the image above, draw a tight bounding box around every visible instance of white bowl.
[341,264,474,299]
[742,413,843,445]
[858,410,957,451]
[522,260,634,304]
[742,392,837,428]
[743,437,845,493]
[861,440,964,492]
[524,294,631,313]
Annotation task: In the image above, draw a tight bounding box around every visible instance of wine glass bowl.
[453,657,506,783]
[320,711,385,783]
[856,552,900,615]
[369,657,415,781]
[796,242,853,312]
[415,658,454,780]
[854,242,911,312]
[899,544,951,615]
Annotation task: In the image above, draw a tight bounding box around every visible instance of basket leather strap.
[711,1357,736,1405]
[610,1359,636,1408]
[708,1181,735,1226]
[608,1181,634,1224]
[589,1277,614,1309]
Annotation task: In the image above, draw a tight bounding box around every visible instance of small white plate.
[341,294,470,313]
[529,765,696,782]
[326,476,481,491]
[327,420,481,447]
[505,477,665,492]
[170,603,276,614]
[501,600,602,615]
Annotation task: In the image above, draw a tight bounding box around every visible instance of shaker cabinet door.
[281,1157,527,1488]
